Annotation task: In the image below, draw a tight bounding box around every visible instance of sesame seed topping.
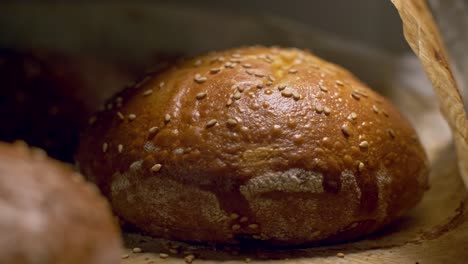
[257,83,264,89]
[128,114,136,121]
[359,141,369,148]
[248,224,259,229]
[372,105,380,114]
[206,119,218,128]
[240,216,248,223]
[358,162,365,172]
[242,63,252,68]
[88,116,97,125]
[232,53,241,58]
[117,111,125,120]
[159,253,169,259]
[319,85,328,92]
[194,60,202,66]
[159,82,165,88]
[254,72,264,77]
[266,81,273,86]
[184,254,195,263]
[230,213,239,219]
[293,91,301,101]
[315,104,324,113]
[151,164,162,172]
[231,58,242,63]
[121,254,129,259]
[324,107,331,115]
[387,129,396,138]
[278,84,287,91]
[226,99,233,106]
[102,143,108,153]
[337,253,345,258]
[245,69,254,75]
[227,118,238,126]
[341,123,351,136]
[348,112,358,120]
[165,114,171,123]
[268,75,276,82]
[148,127,159,138]
[281,90,293,98]
[169,248,178,254]
[351,92,361,100]
[196,92,207,100]
[142,89,153,96]
[118,144,124,153]
[232,224,241,231]
[236,85,245,92]
[132,247,142,253]
[194,74,207,83]
[288,68,298,74]
[233,92,242,100]
[210,67,221,74]
[336,80,344,86]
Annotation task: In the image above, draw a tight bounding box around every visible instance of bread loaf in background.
[0,141,122,263]
[78,46,429,245]
[0,49,133,161]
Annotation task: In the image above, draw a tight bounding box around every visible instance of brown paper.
[392,0,468,189]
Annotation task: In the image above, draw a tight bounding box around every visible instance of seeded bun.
[0,49,132,161]
[77,46,429,245]
[0,141,122,263]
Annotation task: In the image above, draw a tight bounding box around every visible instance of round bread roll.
[0,141,121,263]
[78,46,429,245]
[0,49,132,161]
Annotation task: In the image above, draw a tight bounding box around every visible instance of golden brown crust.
[78,46,429,245]
[0,141,122,264]
[0,49,132,161]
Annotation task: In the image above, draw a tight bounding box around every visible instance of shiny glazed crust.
[78,46,429,245]
[0,142,122,263]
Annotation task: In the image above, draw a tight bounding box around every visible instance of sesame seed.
[132,247,142,253]
[210,67,221,74]
[232,53,241,58]
[194,74,207,83]
[232,224,241,231]
[102,143,108,153]
[382,110,389,117]
[121,254,129,259]
[245,69,254,75]
[337,252,345,258]
[165,114,171,123]
[248,224,259,229]
[217,56,225,62]
[348,112,358,120]
[88,116,97,125]
[293,91,301,101]
[372,105,380,114]
[196,92,207,100]
[233,92,242,100]
[142,89,153,96]
[257,83,264,89]
[231,58,242,63]
[266,81,273,86]
[278,84,287,91]
[159,82,165,88]
[194,60,202,66]
[159,253,169,259]
[118,144,124,153]
[230,213,239,219]
[184,254,195,263]
[336,80,344,86]
[359,141,369,148]
[319,85,328,92]
[206,119,218,128]
[254,72,264,77]
[226,99,233,106]
[240,216,248,223]
[315,104,324,113]
[151,164,162,172]
[236,85,245,92]
[114,112,123,120]
[324,107,331,115]
[281,90,293,97]
[128,114,136,121]
[242,63,252,68]
[288,68,298,74]
[341,123,351,136]
[169,248,178,254]
[351,92,361,100]
[148,126,159,138]
[227,118,238,126]
[358,162,365,172]
[268,75,276,82]
[387,129,396,138]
